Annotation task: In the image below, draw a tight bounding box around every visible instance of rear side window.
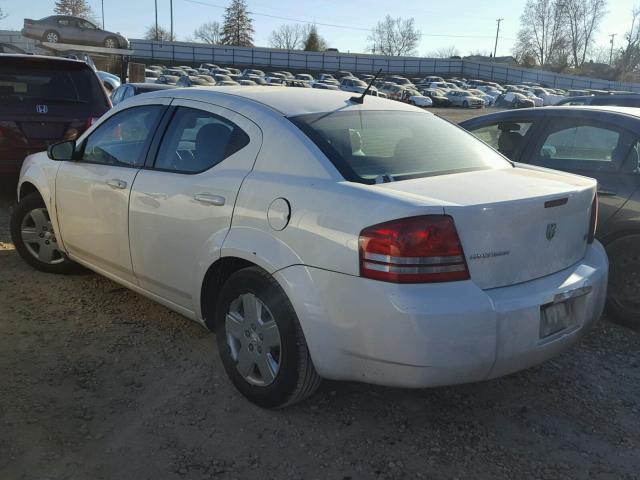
[290,111,510,183]
[0,60,108,109]
[153,107,250,173]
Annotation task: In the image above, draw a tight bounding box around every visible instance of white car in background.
[12,88,607,408]
[532,87,567,105]
[339,77,379,96]
[467,89,495,106]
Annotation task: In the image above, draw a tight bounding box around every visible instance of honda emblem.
[36,105,48,114]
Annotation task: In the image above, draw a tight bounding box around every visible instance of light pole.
[155,0,159,40]
[170,0,174,41]
[101,0,104,29]
[493,18,503,60]
[609,33,617,65]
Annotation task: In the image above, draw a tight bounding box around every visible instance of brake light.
[587,193,598,244]
[359,215,470,283]
[83,117,99,132]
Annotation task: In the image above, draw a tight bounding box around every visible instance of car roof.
[142,87,422,117]
[460,105,640,126]
[0,53,87,66]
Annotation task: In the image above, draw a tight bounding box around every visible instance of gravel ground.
[1,108,639,480]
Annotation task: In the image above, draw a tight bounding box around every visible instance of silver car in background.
[22,16,129,48]
[446,90,485,108]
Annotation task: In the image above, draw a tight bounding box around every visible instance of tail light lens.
[359,215,470,283]
[83,117,99,132]
[587,193,598,244]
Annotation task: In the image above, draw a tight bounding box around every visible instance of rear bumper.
[275,242,608,388]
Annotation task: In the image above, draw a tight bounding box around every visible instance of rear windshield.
[290,110,511,183]
[0,61,107,107]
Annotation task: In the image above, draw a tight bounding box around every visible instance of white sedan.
[12,88,607,407]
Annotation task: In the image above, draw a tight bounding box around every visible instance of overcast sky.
[1,0,636,57]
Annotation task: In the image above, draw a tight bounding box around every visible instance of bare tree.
[368,15,421,56]
[144,24,175,42]
[515,0,566,66]
[618,6,640,78]
[561,0,607,67]
[426,45,460,58]
[193,21,222,44]
[54,0,93,20]
[0,7,7,22]
[269,24,306,50]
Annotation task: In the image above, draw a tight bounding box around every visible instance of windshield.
[290,110,510,184]
[0,61,106,106]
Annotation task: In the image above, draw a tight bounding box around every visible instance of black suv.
[0,54,110,182]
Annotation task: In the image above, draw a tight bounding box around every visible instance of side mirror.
[47,140,76,161]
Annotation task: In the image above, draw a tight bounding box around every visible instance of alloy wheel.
[46,32,59,43]
[105,38,117,48]
[20,208,64,265]
[225,293,282,386]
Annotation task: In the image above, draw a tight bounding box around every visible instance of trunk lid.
[376,167,596,290]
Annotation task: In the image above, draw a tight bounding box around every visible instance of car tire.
[605,235,640,329]
[215,266,322,408]
[10,192,80,274]
[43,30,60,43]
[463,100,469,108]
[104,37,118,48]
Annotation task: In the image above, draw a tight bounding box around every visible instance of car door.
[59,18,83,44]
[525,115,640,227]
[55,99,170,284]
[76,19,101,45]
[128,99,262,310]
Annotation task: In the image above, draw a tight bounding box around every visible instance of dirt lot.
[1,108,639,480]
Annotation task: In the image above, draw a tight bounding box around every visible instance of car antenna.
[350,68,383,104]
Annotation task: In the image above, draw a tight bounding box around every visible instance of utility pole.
[170,0,174,41]
[609,33,617,65]
[154,0,159,40]
[101,0,104,29]
[493,18,503,61]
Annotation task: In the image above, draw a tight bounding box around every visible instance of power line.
[182,0,515,40]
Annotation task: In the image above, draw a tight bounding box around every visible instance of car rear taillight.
[83,117,99,132]
[587,193,598,244]
[359,215,470,283]
[24,19,35,27]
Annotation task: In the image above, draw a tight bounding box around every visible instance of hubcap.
[20,208,64,265]
[47,33,58,43]
[105,38,116,48]
[225,293,281,386]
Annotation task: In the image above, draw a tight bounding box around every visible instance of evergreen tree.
[303,25,327,52]
[54,0,93,20]
[221,0,254,47]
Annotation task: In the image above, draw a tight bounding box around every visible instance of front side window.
[469,121,533,160]
[78,20,97,29]
[534,121,627,172]
[81,105,163,167]
[154,107,250,173]
[290,111,511,184]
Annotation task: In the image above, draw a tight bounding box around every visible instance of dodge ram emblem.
[546,223,557,240]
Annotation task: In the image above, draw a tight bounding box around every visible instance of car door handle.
[106,179,127,189]
[194,193,225,206]
[597,188,617,197]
